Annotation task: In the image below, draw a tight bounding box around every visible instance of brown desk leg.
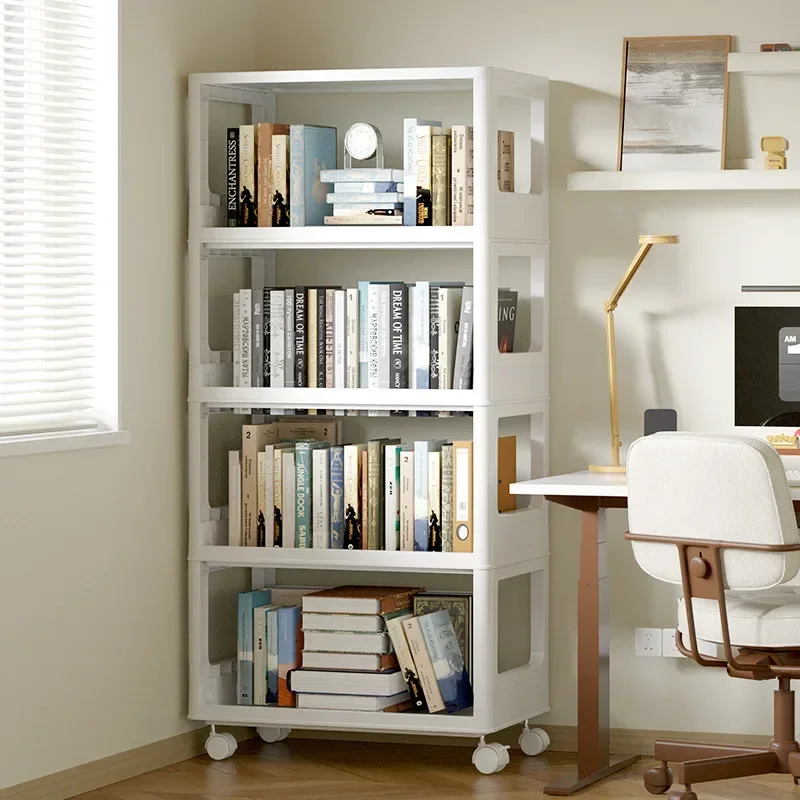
[544,504,639,796]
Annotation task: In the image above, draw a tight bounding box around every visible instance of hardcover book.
[301,651,399,672]
[290,124,337,227]
[271,134,290,226]
[289,667,405,695]
[256,122,290,227]
[302,630,391,654]
[239,124,257,226]
[302,586,421,615]
[296,692,410,712]
[329,445,345,548]
[237,589,272,704]
[498,288,518,353]
[403,118,441,225]
[226,127,239,227]
[413,592,472,678]
[399,448,415,551]
[277,605,302,707]
[418,609,473,713]
[384,612,427,712]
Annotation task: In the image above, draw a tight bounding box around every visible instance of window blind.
[0,0,105,438]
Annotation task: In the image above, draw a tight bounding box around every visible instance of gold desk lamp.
[589,234,679,474]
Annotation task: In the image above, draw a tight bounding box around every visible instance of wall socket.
[662,627,718,659]
[635,627,662,656]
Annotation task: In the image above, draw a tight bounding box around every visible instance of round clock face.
[345,123,378,160]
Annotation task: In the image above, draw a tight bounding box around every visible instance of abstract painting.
[617,36,731,171]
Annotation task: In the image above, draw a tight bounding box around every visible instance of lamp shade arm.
[606,243,652,311]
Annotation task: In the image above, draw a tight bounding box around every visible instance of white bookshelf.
[186,66,550,772]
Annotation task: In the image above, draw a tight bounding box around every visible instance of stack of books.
[293,586,420,711]
[320,168,405,225]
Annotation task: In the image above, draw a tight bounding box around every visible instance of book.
[429,284,440,391]
[452,286,474,390]
[302,586,421,615]
[257,451,267,547]
[498,288,518,353]
[384,612,428,712]
[399,448,415,551]
[334,289,346,403]
[413,440,447,551]
[289,668,406,696]
[253,604,278,705]
[440,444,454,552]
[358,281,369,389]
[302,613,385,633]
[498,435,517,513]
[414,125,436,226]
[290,124,336,227]
[360,449,369,540]
[271,133,290,226]
[432,132,451,226]
[282,450,296,548]
[239,124,257,226]
[345,288,358,390]
[252,292,263,389]
[329,445,345,548]
[451,125,473,226]
[498,130,515,192]
[262,288,271,389]
[242,423,278,546]
[237,589,272,704]
[277,605,302,707]
[232,292,241,390]
[402,616,445,713]
[367,283,380,393]
[294,286,307,389]
[296,441,323,548]
[284,288,295,397]
[312,446,330,549]
[266,607,279,702]
[296,692,410,712]
[226,127,239,227]
[377,284,391,394]
[452,440,473,553]
[428,450,442,552]
[413,592,472,679]
[320,167,404,183]
[325,287,335,390]
[332,203,403,216]
[256,122,290,227]
[263,444,275,547]
[438,286,463,392]
[269,289,286,414]
[228,450,241,546]
[239,289,252,391]
[343,443,366,549]
[418,609,473,713]
[389,282,409,402]
[273,445,284,546]
[403,118,440,225]
[301,651,399,672]
[332,181,402,193]
[307,287,318,395]
[323,215,403,226]
[326,192,402,204]
[384,443,402,551]
[411,281,430,392]
[302,630,391,654]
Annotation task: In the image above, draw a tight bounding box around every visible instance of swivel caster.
[258,725,291,743]
[518,723,550,756]
[205,730,237,761]
[644,764,673,795]
[472,738,511,774]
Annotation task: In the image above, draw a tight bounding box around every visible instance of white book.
[367,283,380,390]
[346,288,358,390]
[414,440,447,551]
[263,444,275,547]
[232,292,241,388]
[412,281,430,391]
[301,651,395,671]
[451,125,474,226]
[334,289,346,417]
[400,449,415,551]
[377,284,390,389]
[284,288,294,389]
[302,613,385,633]
[403,117,441,226]
[297,692,409,711]
[290,667,405,695]
[228,450,241,546]
[282,451,295,548]
[312,447,330,549]
[438,286,463,391]
[240,289,252,389]
[302,630,391,654]
[269,289,285,414]
[384,444,401,551]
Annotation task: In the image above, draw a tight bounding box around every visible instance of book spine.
[415,126,433,226]
[400,450,414,551]
[440,444,454,553]
[228,450,241,546]
[239,125,257,226]
[367,283,380,390]
[346,288,358,390]
[343,445,362,550]
[257,451,267,547]
[452,287,474,390]
[498,130,515,192]
[321,167,404,182]
[413,282,429,391]
[277,606,301,707]
[465,127,474,225]
[389,283,408,390]
[377,284,390,390]
[419,612,471,713]
[241,425,260,547]
[272,448,283,547]
[295,443,311,548]
[271,134,290,227]
[237,591,271,705]
[327,192,403,203]
[240,289,252,390]
[253,606,267,705]
[264,445,275,547]
[294,287,307,389]
[332,181,399,193]
[451,126,465,226]
[358,281,369,388]
[270,289,285,415]
[360,449,369,550]
[413,441,428,551]
[312,448,330,549]
[262,288,271,388]
[432,133,451,226]
[282,451,296,548]
[289,125,305,227]
[403,119,439,226]
[307,288,317,392]
[284,289,294,390]
[325,288,335,389]
[316,288,327,397]
[329,446,345,549]
[402,617,445,713]
[233,292,241,388]
[453,441,473,553]
[252,291,263,388]
[226,128,239,227]
[429,284,440,391]
[384,445,400,551]
[256,123,271,227]
[334,289,346,397]
[428,451,442,552]
[367,440,382,551]
[384,615,428,712]
[266,609,278,703]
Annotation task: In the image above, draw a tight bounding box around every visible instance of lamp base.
[588,463,627,474]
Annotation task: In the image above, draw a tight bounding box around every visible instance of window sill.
[0,429,131,458]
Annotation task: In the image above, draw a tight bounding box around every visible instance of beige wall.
[256,0,800,735]
[0,1,263,789]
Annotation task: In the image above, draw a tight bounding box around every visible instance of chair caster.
[205,731,237,761]
[472,738,511,774]
[257,725,291,743]
[518,724,550,756]
[644,764,673,795]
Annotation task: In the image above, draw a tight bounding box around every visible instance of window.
[0,0,122,452]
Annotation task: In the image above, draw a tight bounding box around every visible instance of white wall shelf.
[728,52,800,74]
[567,169,800,192]
[186,66,550,771]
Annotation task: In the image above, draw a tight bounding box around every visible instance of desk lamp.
[589,234,679,473]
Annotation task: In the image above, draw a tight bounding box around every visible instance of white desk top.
[510,470,800,502]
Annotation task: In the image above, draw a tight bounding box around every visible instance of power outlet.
[662,627,719,659]
[635,627,662,657]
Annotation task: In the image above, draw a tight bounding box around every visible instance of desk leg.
[544,506,639,796]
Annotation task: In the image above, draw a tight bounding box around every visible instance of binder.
[453,440,473,553]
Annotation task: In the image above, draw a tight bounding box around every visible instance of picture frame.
[617,35,732,172]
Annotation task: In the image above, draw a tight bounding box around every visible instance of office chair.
[626,432,800,800]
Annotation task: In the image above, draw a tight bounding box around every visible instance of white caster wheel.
[472,741,510,774]
[205,731,237,761]
[519,726,550,756]
[258,725,291,743]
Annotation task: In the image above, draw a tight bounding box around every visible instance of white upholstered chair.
[626,432,800,800]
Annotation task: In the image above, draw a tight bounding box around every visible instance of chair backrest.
[627,432,799,590]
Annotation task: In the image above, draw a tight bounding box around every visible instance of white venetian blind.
[0,0,103,437]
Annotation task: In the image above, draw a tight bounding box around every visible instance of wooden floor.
[75,738,800,800]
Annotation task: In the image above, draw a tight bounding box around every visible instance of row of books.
[231,282,519,401]
[228,418,514,553]
[238,585,473,714]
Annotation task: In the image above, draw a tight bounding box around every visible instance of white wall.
[256,0,800,735]
[0,1,264,789]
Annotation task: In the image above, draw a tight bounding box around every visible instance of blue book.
[330,445,345,548]
[266,607,279,703]
[277,605,302,706]
[413,440,446,551]
[289,125,337,227]
[295,441,324,548]
[358,281,369,389]
[418,609,473,714]
[237,589,272,704]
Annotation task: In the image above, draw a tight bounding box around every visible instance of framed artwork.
[617,35,731,171]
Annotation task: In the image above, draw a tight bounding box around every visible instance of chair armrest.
[624,532,800,553]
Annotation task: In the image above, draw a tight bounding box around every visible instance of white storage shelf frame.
[186,67,550,747]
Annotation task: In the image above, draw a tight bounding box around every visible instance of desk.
[510,471,800,796]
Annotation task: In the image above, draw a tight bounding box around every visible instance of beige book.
[428,451,442,551]
[497,435,517,513]
[402,617,445,713]
[451,125,473,225]
[242,423,279,546]
[453,440,473,553]
[271,134,290,226]
[498,130,515,192]
[400,450,415,551]
[257,451,267,547]
[432,133,451,227]
[256,123,289,227]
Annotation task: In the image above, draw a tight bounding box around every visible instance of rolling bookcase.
[186,67,550,774]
